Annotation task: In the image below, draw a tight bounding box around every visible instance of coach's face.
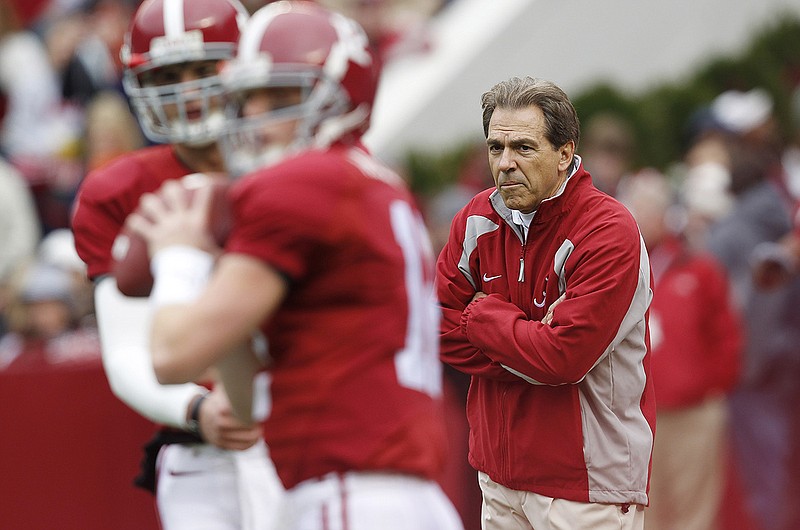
[486,105,574,213]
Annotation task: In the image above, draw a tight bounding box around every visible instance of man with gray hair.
[437,76,655,529]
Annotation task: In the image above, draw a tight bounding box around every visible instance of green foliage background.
[404,12,800,196]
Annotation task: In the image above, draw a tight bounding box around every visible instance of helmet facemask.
[219,64,351,176]
[215,1,379,176]
[125,72,228,147]
[124,45,234,147]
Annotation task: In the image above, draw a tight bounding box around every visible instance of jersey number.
[390,200,442,398]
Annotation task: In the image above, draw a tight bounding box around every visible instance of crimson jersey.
[72,145,194,279]
[226,144,447,489]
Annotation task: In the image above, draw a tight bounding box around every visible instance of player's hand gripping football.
[126,178,223,258]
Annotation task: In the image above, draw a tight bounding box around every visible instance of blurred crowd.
[0,0,446,371]
[1,1,799,529]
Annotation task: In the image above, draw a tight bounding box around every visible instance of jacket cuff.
[460,295,489,337]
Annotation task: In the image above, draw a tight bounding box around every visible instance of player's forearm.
[103,342,204,427]
[151,305,214,384]
[95,277,204,427]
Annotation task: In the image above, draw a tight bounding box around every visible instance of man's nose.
[498,147,517,172]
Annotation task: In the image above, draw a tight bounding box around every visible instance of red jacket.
[437,160,656,505]
[648,236,742,409]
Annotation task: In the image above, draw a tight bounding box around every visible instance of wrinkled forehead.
[487,105,548,141]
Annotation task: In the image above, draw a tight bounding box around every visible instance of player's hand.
[126,180,220,256]
[197,387,262,451]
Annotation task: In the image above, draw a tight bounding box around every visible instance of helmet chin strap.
[313,104,370,148]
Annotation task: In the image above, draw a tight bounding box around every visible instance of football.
[112,173,232,297]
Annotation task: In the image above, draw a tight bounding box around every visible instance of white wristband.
[150,246,214,308]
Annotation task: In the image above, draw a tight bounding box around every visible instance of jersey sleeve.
[72,164,137,280]
[72,146,184,281]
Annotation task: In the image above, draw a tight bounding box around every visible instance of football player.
[127,2,464,529]
[71,0,283,528]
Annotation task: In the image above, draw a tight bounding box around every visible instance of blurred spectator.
[51,0,133,107]
[678,126,736,253]
[425,183,476,254]
[711,88,782,159]
[0,156,41,336]
[751,85,800,290]
[43,6,89,92]
[750,219,800,290]
[0,0,82,170]
[2,0,50,30]
[0,0,84,233]
[705,87,800,530]
[37,228,95,326]
[619,169,743,530]
[455,139,496,192]
[82,89,144,171]
[580,111,636,196]
[423,140,494,253]
[679,160,735,252]
[0,155,41,280]
[0,260,100,371]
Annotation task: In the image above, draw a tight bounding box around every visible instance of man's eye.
[149,73,179,86]
[142,69,179,86]
[195,66,218,79]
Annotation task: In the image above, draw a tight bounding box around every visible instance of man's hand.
[471,290,563,325]
[542,293,566,325]
[471,291,488,303]
[197,387,262,451]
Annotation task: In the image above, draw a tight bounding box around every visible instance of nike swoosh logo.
[483,273,503,282]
